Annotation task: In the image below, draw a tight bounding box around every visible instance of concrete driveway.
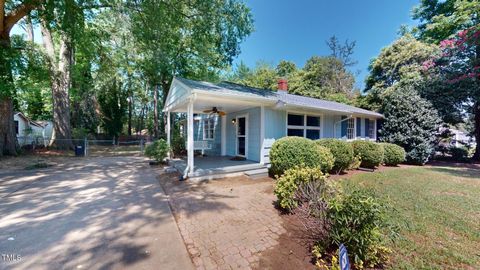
[0,156,194,270]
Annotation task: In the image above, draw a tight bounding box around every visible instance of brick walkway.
[159,174,286,270]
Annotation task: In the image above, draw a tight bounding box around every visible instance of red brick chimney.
[278,79,288,92]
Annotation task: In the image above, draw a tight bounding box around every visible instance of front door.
[236,116,247,157]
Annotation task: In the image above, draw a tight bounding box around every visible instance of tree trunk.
[0,34,18,156]
[128,97,132,136]
[472,41,480,161]
[41,21,73,149]
[153,84,159,138]
[472,102,480,161]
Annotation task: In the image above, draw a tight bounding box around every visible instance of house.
[439,127,476,148]
[163,77,383,180]
[14,112,53,146]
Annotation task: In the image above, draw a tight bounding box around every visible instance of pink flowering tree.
[425,26,480,160]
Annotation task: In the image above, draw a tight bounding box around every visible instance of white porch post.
[187,100,194,174]
[166,111,171,158]
[221,115,226,156]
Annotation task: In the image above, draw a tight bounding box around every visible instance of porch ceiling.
[169,95,266,114]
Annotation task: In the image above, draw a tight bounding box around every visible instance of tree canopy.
[0,0,254,155]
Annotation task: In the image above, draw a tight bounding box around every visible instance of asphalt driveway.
[0,156,194,270]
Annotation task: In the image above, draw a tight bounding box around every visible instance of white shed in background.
[14,112,53,146]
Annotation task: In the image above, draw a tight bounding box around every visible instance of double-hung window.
[346,118,355,140]
[287,113,321,140]
[368,119,375,139]
[203,118,215,140]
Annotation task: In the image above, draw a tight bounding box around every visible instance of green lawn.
[341,165,480,269]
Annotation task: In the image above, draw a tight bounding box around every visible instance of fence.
[16,136,146,157]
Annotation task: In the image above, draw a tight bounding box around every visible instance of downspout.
[333,114,353,138]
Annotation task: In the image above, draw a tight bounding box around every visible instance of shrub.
[348,154,362,170]
[144,139,170,162]
[351,141,384,169]
[316,139,354,173]
[269,137,334,176]
[379,87,442,165]
[274,166,333,211]
[171,134,186,157]
[381,143,406,166]
[326,187,391,268]
[449,146,469,162]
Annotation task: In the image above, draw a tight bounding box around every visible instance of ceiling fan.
[203,107,226,116]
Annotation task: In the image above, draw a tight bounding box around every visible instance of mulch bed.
[255,211,316,270]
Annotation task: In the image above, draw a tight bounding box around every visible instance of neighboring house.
[14,112,53,146]
[164,77,383,178]
[439,127,476,148]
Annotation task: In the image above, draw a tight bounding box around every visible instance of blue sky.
[233,0,420,89]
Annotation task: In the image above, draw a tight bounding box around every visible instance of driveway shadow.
[0,156,183,269]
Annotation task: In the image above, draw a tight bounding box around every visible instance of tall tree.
[413,0,480,160]
[0,1,40,155]
[288,56,357,103]
[130,0,254,137]
[97,78,127,140]
[362,35,438,110]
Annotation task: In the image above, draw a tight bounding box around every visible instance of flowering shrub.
[423,26,480,160]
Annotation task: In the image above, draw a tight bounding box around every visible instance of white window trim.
[367,119,376,141]
[336,116,357,141]
[202,117,215,141]
[346,117,355,140]
[285,111,323,140]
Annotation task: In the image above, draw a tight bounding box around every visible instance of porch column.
[221,115,226,156]
[166,110,171,158]
[187,100,194,174]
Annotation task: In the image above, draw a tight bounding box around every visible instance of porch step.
[244,168,269,177]
[245,168,268,176]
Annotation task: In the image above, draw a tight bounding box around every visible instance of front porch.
[169,156,268,181]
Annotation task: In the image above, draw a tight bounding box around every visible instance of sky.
[233,0,420,89]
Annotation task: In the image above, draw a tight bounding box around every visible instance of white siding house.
[14,112,53,146]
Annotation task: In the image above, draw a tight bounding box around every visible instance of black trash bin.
[75,145,85,157]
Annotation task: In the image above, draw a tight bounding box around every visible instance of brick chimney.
[277,79,288,92]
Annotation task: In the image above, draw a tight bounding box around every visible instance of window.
[203,118,215,140]
[346,118,355,140]
[287,113,321,140]
[14,120,19,135]
[288,114,304,126]
[368,119,375,139]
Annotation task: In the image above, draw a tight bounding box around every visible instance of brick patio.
[159,173,286,270]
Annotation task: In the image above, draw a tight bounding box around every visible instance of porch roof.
[165,77,383,118]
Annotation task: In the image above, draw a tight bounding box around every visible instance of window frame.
[202,117,215,140]
[346,117,355,140]
[286,111,323,140]
[368,119,376,140]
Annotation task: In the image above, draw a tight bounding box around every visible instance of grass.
[340,165,480,269]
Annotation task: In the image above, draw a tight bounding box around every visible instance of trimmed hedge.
[316,139,354,173]
[269,137,334,176]
[351,140,384,169]
[381,143,406,166]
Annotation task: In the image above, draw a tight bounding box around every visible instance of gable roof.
[14,112,45,128]
[176,77,278,100]
[173,77,383,118]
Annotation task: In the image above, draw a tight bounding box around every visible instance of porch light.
[231,119,236,125]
